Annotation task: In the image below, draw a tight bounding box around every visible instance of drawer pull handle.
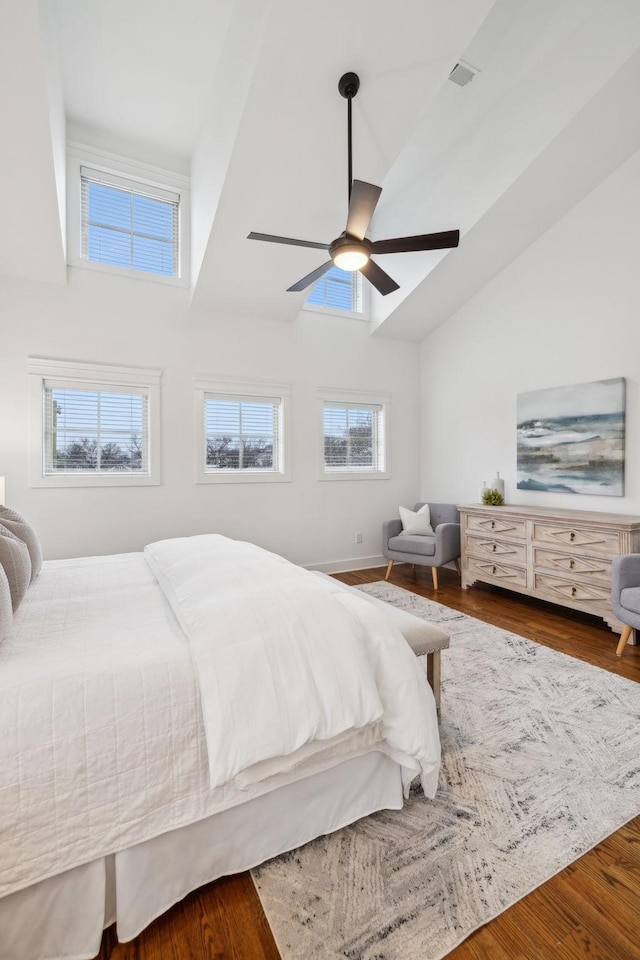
[492,544,497,552]
[492,565,497,575]
[570,531,576,542]
[491,520,495,530]
[569,559,575,569]
[571,586,577,597]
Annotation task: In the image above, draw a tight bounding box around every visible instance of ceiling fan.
[247,72,460,296]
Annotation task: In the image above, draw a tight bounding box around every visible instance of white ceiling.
[2,0,640,339]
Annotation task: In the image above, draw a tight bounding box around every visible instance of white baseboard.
[304,554,386,575]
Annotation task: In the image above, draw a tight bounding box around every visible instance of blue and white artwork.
[517,377,625,496]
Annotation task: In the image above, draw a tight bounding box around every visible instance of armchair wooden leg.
[431,567,439,590]
[616,624,633,657]
[454,558,462,578]
[384,560,394,581]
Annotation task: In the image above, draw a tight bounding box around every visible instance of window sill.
[68,256,188,288]
[300,303,368,322]
[319,470,390,482]
[197,471,290,484]
[31,473,160,488]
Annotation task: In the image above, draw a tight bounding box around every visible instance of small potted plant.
[482,488,504,506]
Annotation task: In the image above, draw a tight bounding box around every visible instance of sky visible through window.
[306,264,359,311]
[84,180,177,276]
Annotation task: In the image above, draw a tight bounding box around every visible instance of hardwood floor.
[97,566,640,960]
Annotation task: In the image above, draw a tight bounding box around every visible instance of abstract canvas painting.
[517,377,625,496]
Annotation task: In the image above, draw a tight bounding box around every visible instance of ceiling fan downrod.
[338,72,360,204]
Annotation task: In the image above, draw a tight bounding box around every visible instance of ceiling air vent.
[449,61,478,87]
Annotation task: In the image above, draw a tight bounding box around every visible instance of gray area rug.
[253,583,640,960]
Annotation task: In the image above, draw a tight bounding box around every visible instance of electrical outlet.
[355,532,363,544]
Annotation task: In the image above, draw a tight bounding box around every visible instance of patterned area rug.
[253,583,640,960]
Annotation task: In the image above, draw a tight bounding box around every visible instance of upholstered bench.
[313,573,450,713]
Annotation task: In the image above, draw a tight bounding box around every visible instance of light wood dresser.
[458,503,640,635]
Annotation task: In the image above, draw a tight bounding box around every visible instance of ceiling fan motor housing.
[338,72,360,99]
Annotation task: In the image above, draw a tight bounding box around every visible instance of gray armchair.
[611,554,640,656]
[383,502,461,589]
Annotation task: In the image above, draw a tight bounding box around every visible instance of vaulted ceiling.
[3,0,640,340]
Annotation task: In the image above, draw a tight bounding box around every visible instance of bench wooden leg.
[384,560,393,581]
[431,566,439,590]
[426,650,441,716]
[617,624,633,657]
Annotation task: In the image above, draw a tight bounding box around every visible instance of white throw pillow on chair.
[399,504,434,536]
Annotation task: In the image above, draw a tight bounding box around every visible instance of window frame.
[194,375,291,484]
[67,142,190,287]
[317,387,391,481]
[28,358,162,488]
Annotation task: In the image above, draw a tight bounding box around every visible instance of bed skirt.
[1,751,404,960]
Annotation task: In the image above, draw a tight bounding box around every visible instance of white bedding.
[0,539,440,902]
[145,535,440,795]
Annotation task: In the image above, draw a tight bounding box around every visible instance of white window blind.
[306,265,363,313]
[204,394,282,473]
[81,166,179,277]
[323,401,385,472]
[43,383,150,475]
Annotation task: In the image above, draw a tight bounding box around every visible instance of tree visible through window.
[44,387,148,474]
[323,402,384,472]
[205,396,281,472]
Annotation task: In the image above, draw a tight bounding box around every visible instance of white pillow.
[399,504,434,536]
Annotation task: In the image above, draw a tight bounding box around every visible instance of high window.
[28,358,162,487]
[195,377,291,483]
[319,388,390,480]
[305,266,363,314]
[66,143,190,284]
[81,167,179,277]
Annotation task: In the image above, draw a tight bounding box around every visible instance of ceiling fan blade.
[287,260,334,292]
[248,232,330,250]
[360,259,400,296]
[345,180,382,241]
[371,230,460,255]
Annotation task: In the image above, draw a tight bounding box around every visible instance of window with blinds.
[305,265,363,313]
[204,394,282,473]
[43,384,150,475]
[323,401,385,473]
[81,166,179,277]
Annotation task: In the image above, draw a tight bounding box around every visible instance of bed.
[0,532,441,960]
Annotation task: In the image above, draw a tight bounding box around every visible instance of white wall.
[420,147,640,514]
[0,268,420,565]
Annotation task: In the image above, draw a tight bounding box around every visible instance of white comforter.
[144,535,440,795]
[0,537,439,900]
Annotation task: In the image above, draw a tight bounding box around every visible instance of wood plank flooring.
[97,565,640,960]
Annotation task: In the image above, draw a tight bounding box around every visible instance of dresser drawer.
[533,547,611,583]
[532,522,620,555]
[466,514,527,539]
[467,535,527,565]
[534,572,610,609]
[467,556,528,588]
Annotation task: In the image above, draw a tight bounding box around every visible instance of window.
[66,142,190,284]
[195,377,291,483]
[305,265,363,314]
[81,167,179,277]
[319,388,390,480]
[28,358,162,487]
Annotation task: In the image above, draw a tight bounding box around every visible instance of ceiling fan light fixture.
[329,235,371,272]
[332,246,369,271]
